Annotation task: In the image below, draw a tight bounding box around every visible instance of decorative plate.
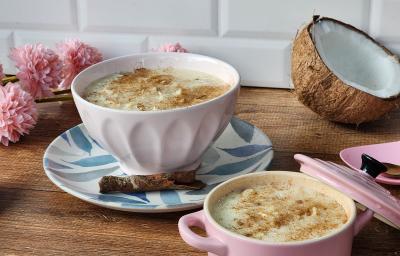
[43,117,273,213]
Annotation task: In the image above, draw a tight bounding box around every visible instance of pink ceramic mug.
[178,171,374,256]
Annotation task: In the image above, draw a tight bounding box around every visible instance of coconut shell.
[291,17,399,124]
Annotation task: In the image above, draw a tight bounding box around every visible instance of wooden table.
[1,87,399,255]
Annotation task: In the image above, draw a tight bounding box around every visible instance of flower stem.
[1,77,72,97]
[53,89,71,95]
[35,94,73,103]
[2,75,73,101]
[2,75,18,84]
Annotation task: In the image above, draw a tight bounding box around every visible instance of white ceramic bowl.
[71,52,240,175]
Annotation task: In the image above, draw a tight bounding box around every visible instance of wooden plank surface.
[0,87,399,255]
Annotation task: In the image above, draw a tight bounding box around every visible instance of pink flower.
[156,43,188,53]
[57,39,103,89]
[0,82,38,146]
[9,44,63,99]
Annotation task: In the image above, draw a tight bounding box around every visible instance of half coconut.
[291,16,400,124]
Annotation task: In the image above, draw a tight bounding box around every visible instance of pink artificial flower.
[9,44,63,99]
[0,82,38,146]
[57,39,103,89]
[156,42,188,53]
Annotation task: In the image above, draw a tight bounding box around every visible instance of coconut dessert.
[211,181,348,242]
[84,67,230,111]
[291,16,400,124]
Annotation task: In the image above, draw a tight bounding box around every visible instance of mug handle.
[178,210,227,255]
[354,208,374,236]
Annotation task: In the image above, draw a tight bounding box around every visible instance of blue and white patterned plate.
[43,117,273,213]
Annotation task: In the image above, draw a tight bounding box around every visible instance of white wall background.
[0,0,399,88]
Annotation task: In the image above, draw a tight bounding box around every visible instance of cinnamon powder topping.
[212,181,348,242]
[84,67,230,111]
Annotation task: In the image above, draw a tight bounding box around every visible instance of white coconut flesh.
[311,19,400,99]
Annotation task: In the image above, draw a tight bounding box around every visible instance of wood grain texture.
[0,87,399,255]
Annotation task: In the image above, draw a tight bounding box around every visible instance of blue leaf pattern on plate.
[165,203,197,208]
[47,145,81,157]
[44,158,72,169]
[249,162,264,173]
[60,132,71,146]
[91,138,103,149]
[48,166,119,182]
[160,190,182,205]
[219,144,271,157]
[201,147,220,166]
[185,183,219,195]
[43,118,273,212]
[66,155,117,167]
[202,150,269,176]
[70,126,92,155]
[188,163,265,196]
[231,117,254,143]
[122,192,150,203]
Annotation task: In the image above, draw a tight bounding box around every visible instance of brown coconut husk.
[291,16,400,125]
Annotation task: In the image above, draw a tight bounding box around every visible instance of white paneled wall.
[220,0,369,39]
[0,0,398,88]
[79,0,217,35]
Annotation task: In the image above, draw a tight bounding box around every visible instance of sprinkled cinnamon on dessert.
[84,67,230,111]
[211,181,348,242]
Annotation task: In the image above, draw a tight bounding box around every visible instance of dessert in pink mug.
[179,154,400,256]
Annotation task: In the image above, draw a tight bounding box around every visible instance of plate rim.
[43,117,274,213]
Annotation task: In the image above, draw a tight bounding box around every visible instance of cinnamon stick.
[99,170,205,193]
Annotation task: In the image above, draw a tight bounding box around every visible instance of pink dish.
[340,141,400,185]
[179,171,374,256]
[179,154,400,255]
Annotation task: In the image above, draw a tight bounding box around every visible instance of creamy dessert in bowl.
[211,179,348,242]
[84,67,230,111]
[71,53,240,175]
[179,170,375,256]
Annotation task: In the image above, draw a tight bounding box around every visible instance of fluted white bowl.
[71,52,240,175]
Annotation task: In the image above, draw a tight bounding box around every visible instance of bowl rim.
[71,52,241,115]
[203,171,357,246]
